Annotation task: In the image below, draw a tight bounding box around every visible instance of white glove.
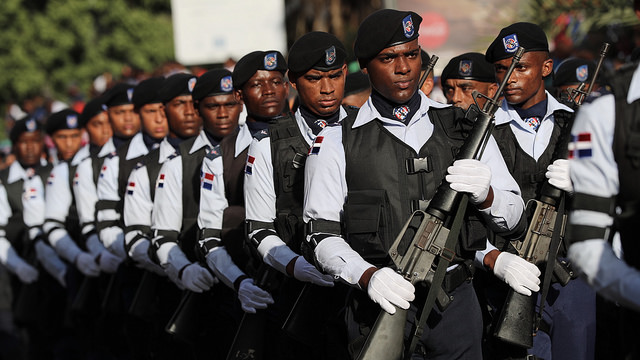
[292,256,335,287]
[493,252,541,296]
[546,159,573,193]
[367,267,415,314]
[75,252,100,277]
[15,262,38,284]
[180,263,215,293]
[237,278,274,313]
[98,249,124,274]
[446,159,491,205]
[100,226,127,259]
[34,240,67,287]
[129,239,164,276]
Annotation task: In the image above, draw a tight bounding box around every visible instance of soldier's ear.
[234,89,243,103]
[541,57,553,78]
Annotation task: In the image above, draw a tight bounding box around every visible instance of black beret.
[354,9,421,61]
[486,22,549,63]
[80,96,105,127]
[158,73,197,103]
[45,109,81,135]
[288,32,347,74]
[232,51,287,88]
[553,58,596,87]
[420,49,431,71]
[192,69,234,102]
[10,116,41,144]
[441,52,496,85]
[102,83,134,109]
[132,76,165,109]
[344,71,370,96]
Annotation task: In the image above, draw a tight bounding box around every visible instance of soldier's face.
[290,64,347,117]
[52,129,83,161]
[197,94,242,139]
[107,104,140,138]
[494,51,552,109]
[165,95,201,139]
[237,70,289,119]
[443,78,498,111]
[139,103,168,140]
[86,111,112,147]
[14,131,43,167]
[366,39,422,104]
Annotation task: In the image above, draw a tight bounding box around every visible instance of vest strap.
[405,156,432,174]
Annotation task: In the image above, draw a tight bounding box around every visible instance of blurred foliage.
[525,0,637,40]
[0,0,174,104]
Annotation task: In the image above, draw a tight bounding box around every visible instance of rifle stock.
[165,290,201,344]
[225,265,277,360]
[356,47,527,360]
[128,270,160,321]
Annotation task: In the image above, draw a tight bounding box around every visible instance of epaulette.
[106,151,118,159]
[253,129,270,141]
[205,144,222,160]
[167,153,179,161]
[583,89,612,104]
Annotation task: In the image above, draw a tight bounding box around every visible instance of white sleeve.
[477,136,525,232]
[96,155,121,223]
[44,163,82,263]
[303,127,348,223]
[244,137,297,273]
[22,175,46,240]
[152,157,188,272]
[123,165,153,245]
[569,94,618,229]
[244,138,276,223]
[303,127,372,285]
[73,157,99,236]
[197,153,227,231]
[151,157,183,234]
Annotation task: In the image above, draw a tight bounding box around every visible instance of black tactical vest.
[0,163,52,252]
[218,128,250,269]
[611,63,640,269]
[140,147,162,201]
[493,109,574,203]
[341,106,482,266]
[268,113,311,252]
[178,136,209,261]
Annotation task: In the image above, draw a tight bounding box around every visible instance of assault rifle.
[565,43,610,108]
[493,43,610,348]
[356,47,526,360]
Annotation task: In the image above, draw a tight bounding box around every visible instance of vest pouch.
[344,189,391,266]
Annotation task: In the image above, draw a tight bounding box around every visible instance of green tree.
[0,0,173,104]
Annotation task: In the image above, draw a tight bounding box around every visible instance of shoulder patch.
[126,181,136,195]
[200,170,214,190]
[253,129,270,141]
[205,144,222,160]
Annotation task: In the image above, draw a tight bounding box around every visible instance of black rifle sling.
[405,195,468,359]
[535,193,566,334]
